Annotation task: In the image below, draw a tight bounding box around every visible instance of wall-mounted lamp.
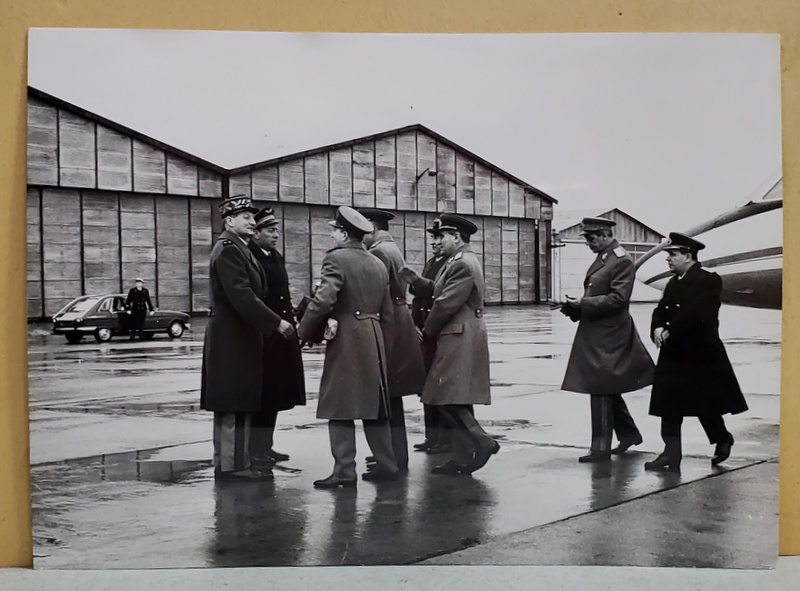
[415,167,438,183]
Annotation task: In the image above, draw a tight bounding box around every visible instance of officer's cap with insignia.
[436,213,478,236]
[218,195,259,218]
[358,208,396,223]
[328,206,374,238]
[426,218,444,235]
[579,217,616,235]
[254,207,279,229]
[663,232,705,254]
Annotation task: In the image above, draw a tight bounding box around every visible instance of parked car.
[51,294,191,344]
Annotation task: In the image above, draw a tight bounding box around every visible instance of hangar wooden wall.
[26,89,555,319]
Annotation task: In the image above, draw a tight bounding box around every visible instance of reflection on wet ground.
[28,304,781,569]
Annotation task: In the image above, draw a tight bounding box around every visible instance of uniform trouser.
[250,408,279,457]
[389,397,409,469]
[423,404,452,445]
[130,311,146,338]
[329,418,398,480]
[213,412,252,473]
[660,414,730,445]
[438,405,492,465]
[590,395,641,452]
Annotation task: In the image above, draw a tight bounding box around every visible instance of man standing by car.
[200,195,291,482]
[125,277,154,340]
[247,207,307,468]
[359,208,426,473]
[558,217,654,463]
[400,213,498,476]
[645,232,748,472]
[297,206,398,488]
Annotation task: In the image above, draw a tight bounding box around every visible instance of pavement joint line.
[30,439,214,468]
[408,458,777,565]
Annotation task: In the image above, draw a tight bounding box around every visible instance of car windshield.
[62,297,102,314]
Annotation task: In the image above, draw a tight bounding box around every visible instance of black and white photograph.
[25,30,782,569]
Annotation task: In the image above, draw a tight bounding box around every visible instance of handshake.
[398,265,420,285]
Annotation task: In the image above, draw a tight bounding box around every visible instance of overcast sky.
[28,30,781,232]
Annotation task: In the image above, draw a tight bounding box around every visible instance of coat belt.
[354,311,380,320]
[393,296,407,305]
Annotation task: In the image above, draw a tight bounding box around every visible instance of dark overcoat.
[410,253,449,370]
[561,240,655,395]
[125,287,153,313]
[649,263,748,417]
[410,254,448,329]
[296,241,393,420]
[368,230,426,398]
[248,242,307,412]
[200,230,282,413]
[420,244,491,406]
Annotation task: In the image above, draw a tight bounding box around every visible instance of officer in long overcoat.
[401,213,499,476]
[645,232,748,472]
[248,207,307,466]
[360,208,426,472]
[297,206,399,489]
[200,195,293,481]
[558,217,654,463]
[408,220,450,454]
[125,278,154,340]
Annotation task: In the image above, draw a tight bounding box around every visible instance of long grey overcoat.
[419,244,491,406]
[649,263,747,417]
[561,240,655,396]
[297,241,393,420]
[368,230,426,398]
[200,230,282,413]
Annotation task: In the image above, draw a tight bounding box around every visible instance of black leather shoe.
[215,468,274,481]
[610,434,643,455]
[469,439,500,472]
[313,475,357,489]
[251,453,277,468]
[413,440,435,451]
[431,460,471,476]
[265,449,290,462]
[711,434,734,465]
[578,451,612,463]
[362,469,399,482]
[644,453,681,473]
[426,443,452,455]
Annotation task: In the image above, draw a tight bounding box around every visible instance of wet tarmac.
[27,304,781,569]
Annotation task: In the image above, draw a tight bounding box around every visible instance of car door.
[94,297,120,331]
[111,297,130,332]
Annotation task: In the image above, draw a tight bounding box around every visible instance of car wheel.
[65,333,83,344]
[168,321,184,339]
[94,328,113,342]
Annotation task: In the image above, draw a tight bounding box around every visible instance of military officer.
[558,217,654,463]
[200,195,289,481]
[645,233,748,472]
[247,207,307,468]
[297,206,399,488]
[406,219,451,454]
[401,213,499,476]
[125,277,154,340]
[359,208,426,473]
